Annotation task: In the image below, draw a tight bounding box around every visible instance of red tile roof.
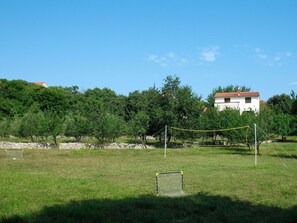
[215,91,260,98]
[34,82,48,87]
[35,82,45,86]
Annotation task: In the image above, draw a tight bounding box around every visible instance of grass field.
[1,143,297,223]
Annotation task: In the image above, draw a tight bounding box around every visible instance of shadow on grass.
[271,154,297,160]
[276,139,297,143]
[215,146,252,154]
[2,193,296,223]
[192,146,254,156]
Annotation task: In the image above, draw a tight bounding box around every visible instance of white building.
[214,89,260,114]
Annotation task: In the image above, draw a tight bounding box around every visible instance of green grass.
[0,143,297,222]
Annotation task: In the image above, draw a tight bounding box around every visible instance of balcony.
[215,102,240,111]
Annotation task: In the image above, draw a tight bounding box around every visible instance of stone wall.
[0,142,155,150]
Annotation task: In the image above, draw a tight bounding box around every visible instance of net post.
[164,125,167,159]
[254,123,257,165]
[156,173,159,195]
[181,171,184,192]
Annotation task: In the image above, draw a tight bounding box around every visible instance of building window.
[224,98,231,103]
[245,97,251,103]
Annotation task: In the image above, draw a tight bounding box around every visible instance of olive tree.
[128,111,149,144]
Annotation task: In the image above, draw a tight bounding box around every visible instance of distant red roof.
[34,82,48,87]
[35,82,45,85]
[215,90,260,98]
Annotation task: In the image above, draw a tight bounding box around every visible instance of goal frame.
[156,171,184,196]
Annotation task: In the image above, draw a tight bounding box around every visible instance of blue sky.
[1,0,296,100]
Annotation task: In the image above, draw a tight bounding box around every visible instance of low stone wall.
[0,142,155,150]
[0,142,54,149]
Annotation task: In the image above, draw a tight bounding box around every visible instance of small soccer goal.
[5,150,24,160]
[156,171,184,197]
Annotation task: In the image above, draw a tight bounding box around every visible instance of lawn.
[0,143,297,223]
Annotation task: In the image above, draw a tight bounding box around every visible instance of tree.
[0,118,10,138]
[33,86,71,115]
[63,112,90,142]
[84,87,126,118]
[157,75,183,140]
[273,114,293,141]
[219,108,245,145]
[126,90,147,121]
[197,107,221,143]
[83,98,110,143]
[0,98,18,118]
[0,79,37,117]
[162,75,181,97]
[171,86,202,140]
[128,111,150,144]
[243,105,275,155]
[105,113,126,142]
[8,115,22,137]
[19,108,45,142]
[141,87,163,136]
[291,90,297,115]
[43,111,65,146]
[267,93,293,114]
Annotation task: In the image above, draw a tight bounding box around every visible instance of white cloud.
[199,46,220,62]
[147,54,158,61]
[254,48,293,66]
[274,55,281,62]
[147,54,168,67]
[147,46,221,67]
[146,52,189,67]
[255,48,268,59]
[167,52,176,58]
[286,52,292,57]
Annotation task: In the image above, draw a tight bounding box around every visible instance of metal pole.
[254,123,257,165]
[164,125,167,159]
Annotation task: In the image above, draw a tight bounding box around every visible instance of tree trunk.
[76,136,82,142]
[256,142,260,155]
[53,136,58,147]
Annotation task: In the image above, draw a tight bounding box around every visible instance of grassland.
[0,143,297,223]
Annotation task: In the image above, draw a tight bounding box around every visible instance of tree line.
[0,76,297,151]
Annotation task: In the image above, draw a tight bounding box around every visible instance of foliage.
[252,105,275,154]
[63,112,90,142]
[0,118,10,137]
[267,93,293,114]
[19,108,45,142]
[84,99,108,143]
[162,75,181,96]
[1,78,297,146]
[84,87,126,118]
[105,113,127,142]
[8,115,22,137]
[197,107,221,141]
[43,111,65,146]
[291,90,297,115]
[219,108,246,144]
[273,113,293,141]
[128,111,150,144]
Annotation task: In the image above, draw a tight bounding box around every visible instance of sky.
[0,0,296,100]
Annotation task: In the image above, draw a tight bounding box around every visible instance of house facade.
[214,89,260,114]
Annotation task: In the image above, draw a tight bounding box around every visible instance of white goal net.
[156,171,184,197]
[5,150,24,160]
